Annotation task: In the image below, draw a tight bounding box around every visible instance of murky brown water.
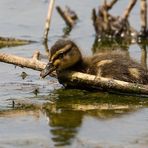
[0,0,148,148]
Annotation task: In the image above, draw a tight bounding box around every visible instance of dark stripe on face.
[50,44,72,62]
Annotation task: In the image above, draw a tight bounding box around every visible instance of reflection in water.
[92,37,148,69]
[46,110,82,146]
[63,26,72,37]
[43,89,148,147]
[92,37,148,68]
[91,37,130,54]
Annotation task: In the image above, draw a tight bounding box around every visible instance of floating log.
[0,52,148,95]
[0,36,32,48]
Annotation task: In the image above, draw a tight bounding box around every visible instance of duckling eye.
[58,53,64,59]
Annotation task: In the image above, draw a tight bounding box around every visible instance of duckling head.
[40,39,82,78]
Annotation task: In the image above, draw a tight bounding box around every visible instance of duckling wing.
[89,53,148,84]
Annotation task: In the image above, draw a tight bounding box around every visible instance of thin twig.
[56,6,77,28]
[106,0,118,10]
[43,0,55,42]
[32,50,40,60]
[121,0,137,20]
[140,44,147,68]
[140,0,147,34]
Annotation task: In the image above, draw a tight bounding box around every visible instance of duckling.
[40,39,148,84]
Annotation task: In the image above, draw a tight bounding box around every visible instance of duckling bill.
[40,39,148,85]
[40,62,56,78]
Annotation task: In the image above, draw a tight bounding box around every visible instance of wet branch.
[92,0,138,38]
[56,6,78,28]
[0,51,46,71]
[121,0,137,20]
[0,52,148,95]
[43,0,55,42]
[58,71,148,95]
[106,0,118,10]
[114,0,137,36]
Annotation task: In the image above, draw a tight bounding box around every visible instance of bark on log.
[58,71,148,95]
[0,52,148,95]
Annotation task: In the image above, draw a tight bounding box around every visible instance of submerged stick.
[43,0,55,42]
[0,52,148,95]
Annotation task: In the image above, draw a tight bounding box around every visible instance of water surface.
[0,0,148,147]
